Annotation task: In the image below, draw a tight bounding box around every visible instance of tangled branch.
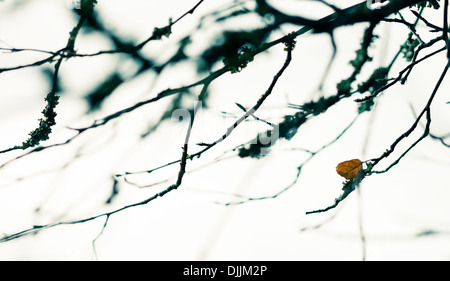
[1,0,448,252]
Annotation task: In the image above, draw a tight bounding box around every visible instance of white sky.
[0,0,449,261]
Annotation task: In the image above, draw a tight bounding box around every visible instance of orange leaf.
[336,159,363,180]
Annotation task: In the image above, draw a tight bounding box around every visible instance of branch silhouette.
[0,1,448,257]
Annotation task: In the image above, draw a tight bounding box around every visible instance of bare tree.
[0,0,449,260]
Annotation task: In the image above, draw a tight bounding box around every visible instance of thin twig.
[117,37,295,177]
[0,104,197,244]
[220,115,359,206]
[370,60,450,173]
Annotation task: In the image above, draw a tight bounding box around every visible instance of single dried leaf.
[336,159,363,180]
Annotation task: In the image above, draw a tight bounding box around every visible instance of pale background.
[0,0,449,260]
